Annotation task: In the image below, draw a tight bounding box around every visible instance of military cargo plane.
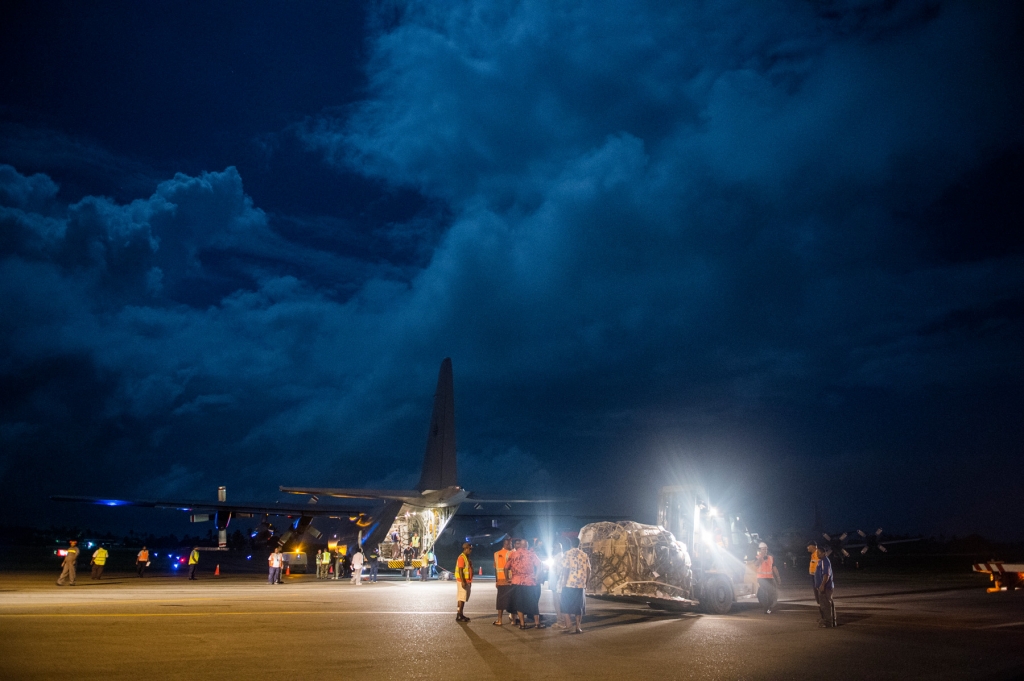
[53,358,560,569]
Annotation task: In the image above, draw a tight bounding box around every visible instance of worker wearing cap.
[455,542,473,622]
[814,546,836,628]
[754,542,780,614]
[807,542,821,604]
[90,544,109,580]
[56,540,79,586]
[188,547,200,580]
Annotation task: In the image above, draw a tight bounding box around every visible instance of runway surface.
[1,570,1022,680]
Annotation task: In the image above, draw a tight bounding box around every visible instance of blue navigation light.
[172,563,178,569]
[101,500,128,506]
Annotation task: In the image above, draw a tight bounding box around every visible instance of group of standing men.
[454,535,591,633]
[313,547,382,583]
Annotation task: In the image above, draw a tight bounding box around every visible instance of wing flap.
[279,487,423,502]
[50,495,373,518]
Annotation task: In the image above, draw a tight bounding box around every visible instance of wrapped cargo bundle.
[579,521,693,601]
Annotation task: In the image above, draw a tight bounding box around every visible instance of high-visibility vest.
[189,550,199,565]
[456,553,473,582]
[809,554,820,575]
[756,555,774,580]
[494,549,510,586]
[137,550,149,562]
[93,548,108,566]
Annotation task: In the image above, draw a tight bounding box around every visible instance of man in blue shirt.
[814,546,836,628]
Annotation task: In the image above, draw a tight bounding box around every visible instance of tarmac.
[1,569,1022,680]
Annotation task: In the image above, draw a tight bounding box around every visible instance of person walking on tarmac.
[368,546,380,583]
[754,542,781,614]
[403,544,416,581]
[815,546,837,628]
[455,542,473,622]
[188,547,200,580]
[90,544,109,580]
[351,548,364,585]
[268,547,284,585]
[136,546,150,577]
[56,540,79,586]
[807,541,821,604]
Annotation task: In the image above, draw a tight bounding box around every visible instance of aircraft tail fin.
[416,358,457,492]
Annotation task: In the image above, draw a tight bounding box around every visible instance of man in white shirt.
[351,548,364,585]
[268,548,284,585]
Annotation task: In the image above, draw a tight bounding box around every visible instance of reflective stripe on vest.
[757,555,774,579]
[494,549,509,584]
[456,554,473,581]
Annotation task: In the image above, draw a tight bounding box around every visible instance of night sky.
[2,1,1022,540]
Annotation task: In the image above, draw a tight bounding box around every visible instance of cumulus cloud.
[299,0,1024,533]
[2,0,1022,537]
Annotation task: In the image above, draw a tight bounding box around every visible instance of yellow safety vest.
[189,550,199,565]
[456,553,473,582]
[809,554,820,575]
[93,549,108,565]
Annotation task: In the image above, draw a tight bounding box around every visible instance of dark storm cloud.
[2,1,1022,538]
[299,0,1023,534]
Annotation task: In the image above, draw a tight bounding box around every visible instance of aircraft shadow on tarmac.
[837,585,979,600]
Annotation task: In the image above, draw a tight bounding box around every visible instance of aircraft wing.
[278,487,424,503]
[465,493,566,504]
[50,495,374,518]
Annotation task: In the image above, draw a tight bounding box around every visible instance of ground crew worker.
[754,542,780,614]
[815,546,836,628]
[56,540,79,586]
[188,547,200,580]
[807,541,821,604]
[455,542,473,622]
[367,546,380,583]
[334,550,343,580]
[268,547,283,585]
[319,549,331,579]
[91,544,109,580]
[493,537,513,626]
[403,544,415,581]
[136,546,149,577]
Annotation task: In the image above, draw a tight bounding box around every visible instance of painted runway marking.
[0,610,473,618]
[976,621,1024,629]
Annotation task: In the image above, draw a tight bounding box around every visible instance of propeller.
[856,528,887,554]
[822,531,850,558]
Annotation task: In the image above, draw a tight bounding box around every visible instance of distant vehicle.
[580,486,762,614]
[282,551,308,574]
[973,561,1024,592]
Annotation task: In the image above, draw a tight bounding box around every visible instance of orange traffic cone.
[286,565,291,576]
[478,566,483,576]
[214,564,220,576]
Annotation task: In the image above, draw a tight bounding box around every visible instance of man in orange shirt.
[493,537,514,626]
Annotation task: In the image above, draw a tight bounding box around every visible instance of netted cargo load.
[580,521,693,601]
